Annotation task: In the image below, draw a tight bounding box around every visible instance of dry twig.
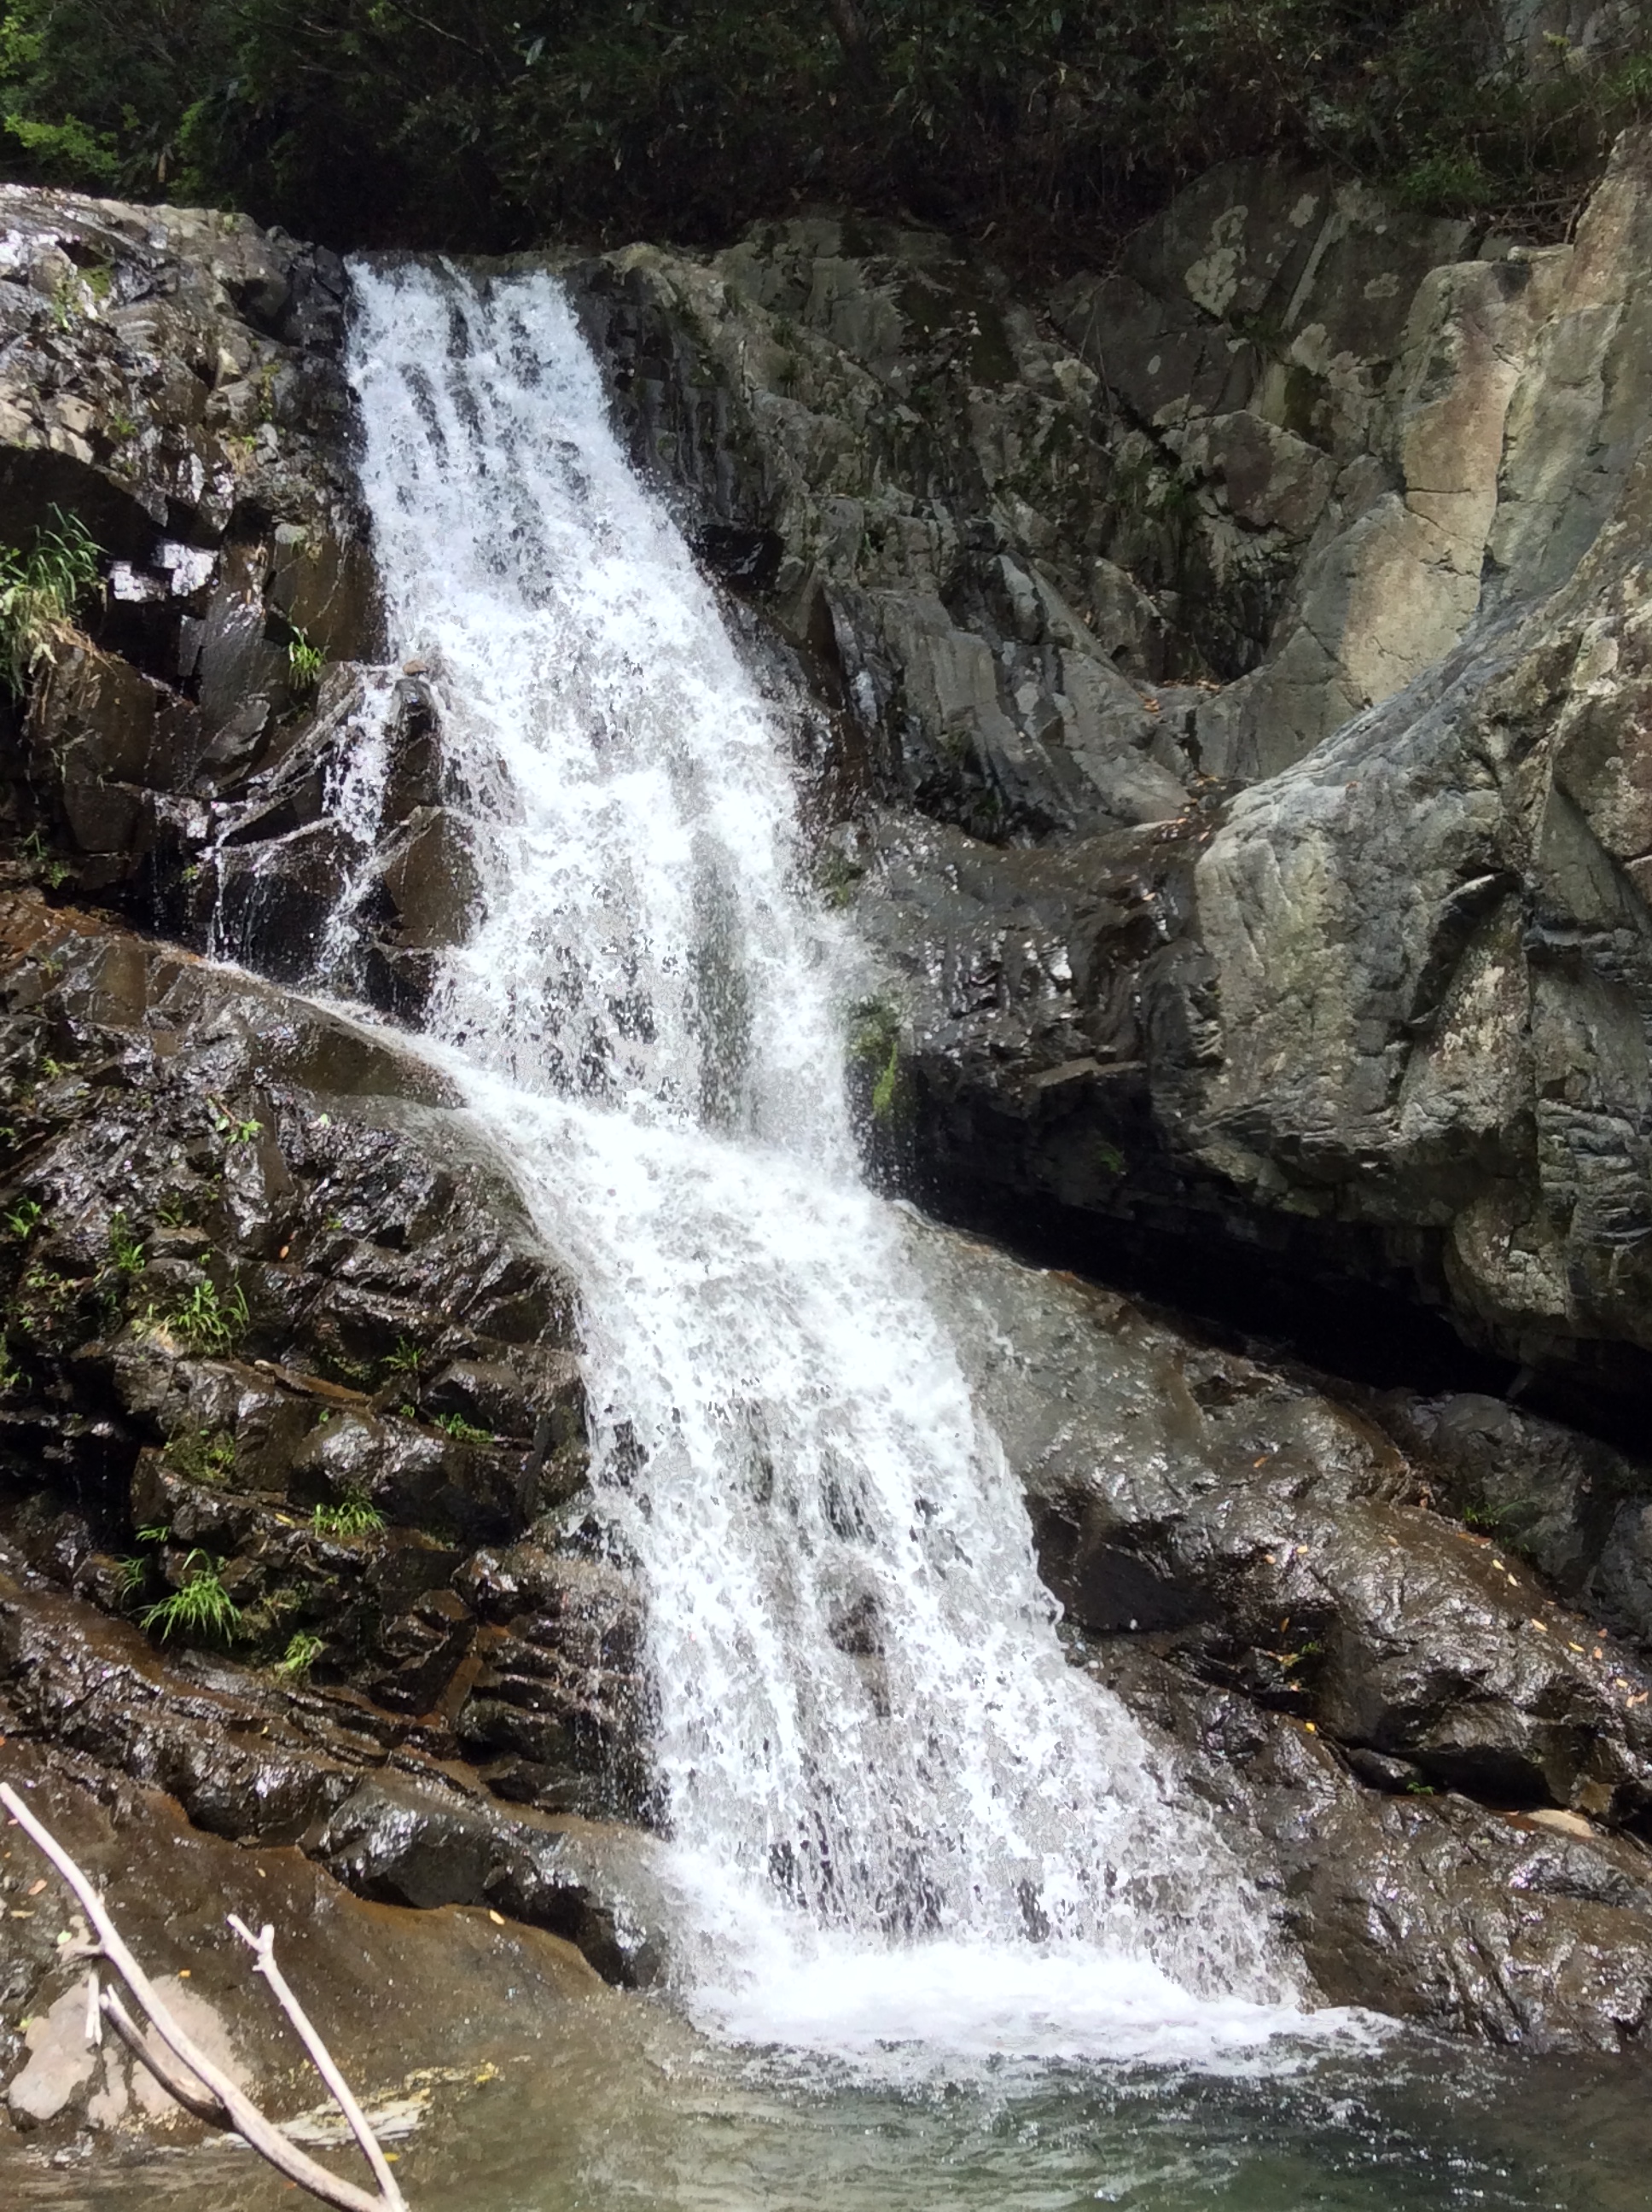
[0,1781,410,2212]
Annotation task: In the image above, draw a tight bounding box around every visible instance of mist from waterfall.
[340,260,1328,2065]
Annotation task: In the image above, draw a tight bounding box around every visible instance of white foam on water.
[340,260,1358,2067]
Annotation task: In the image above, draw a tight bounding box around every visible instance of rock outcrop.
[9,148,1652,2099]
[917,1220,1652,2047]
[568,128,1652,1409]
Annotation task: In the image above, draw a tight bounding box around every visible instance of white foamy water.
[340,261,1338,2064]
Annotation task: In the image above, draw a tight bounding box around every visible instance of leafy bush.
[0,508,101,695]
[0,4,1645,254]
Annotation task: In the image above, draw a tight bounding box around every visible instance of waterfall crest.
[340,262,1316,2061]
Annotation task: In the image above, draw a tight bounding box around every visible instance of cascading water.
[337,262,1327,2064]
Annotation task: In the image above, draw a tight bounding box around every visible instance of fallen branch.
[0,1782,410,2212]
[230,1913,405,2208]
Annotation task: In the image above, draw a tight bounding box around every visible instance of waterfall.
[339,263,1319,2064]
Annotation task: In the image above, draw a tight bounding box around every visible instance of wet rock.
[910,1211,1652,2045]
[568,136,1652,1402]
[0,1734,605,2144]
[1085,1635,1652,2050]
[452,1544,651,1817]
[0,892,609,1810]
[375,806,480,949]
[1377,1390,1652,1644]
[308,1778,656,1985]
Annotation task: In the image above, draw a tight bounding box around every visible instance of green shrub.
[1,4,1646,256]
[0,508,101,695]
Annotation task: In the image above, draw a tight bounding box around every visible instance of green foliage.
[209,1102,261,1146]
[162,1426,236,1484]
[16,1262,73,1328]
[0,1335,22,1395]
[19,830,69,890]
[273,1629,324,1680]
[165,1277,250,1354]
[3,1196,42,1239]
[140,1551,241,1643]
[848,994,905,1126]
[0,507,101,696]
[311,1491,384,1539]
[286,627,324,690]
[384,1336,422,1377]
[817,849,866,910]
[433,1409,492,1447]
[0,4,1644,253]
[107,1208,145,1276]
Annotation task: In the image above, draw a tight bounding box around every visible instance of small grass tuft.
[0,507,102,695]
[273,1629,324,1681]
[4,1196,43,1240]
[140,1551,240,1644]
[434,1409,492,1447]
[311,1491,384,1540]
[107,1208,145,1275]
[287,627,324,691]
[165,1278,250,1355]
[162,1427,236,1485]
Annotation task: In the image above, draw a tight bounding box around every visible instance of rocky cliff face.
[7,151,1652,2139]
[565,130,1652,1423]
